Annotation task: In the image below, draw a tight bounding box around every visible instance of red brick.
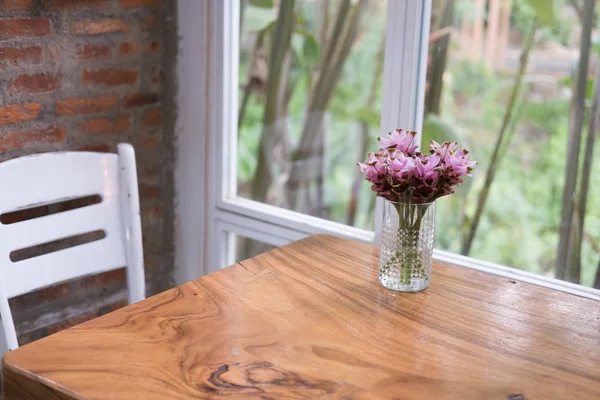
[140,15,157,30]
[0,125,65,151]
[141,134,160,150]
[47,312,99,335]
[151,69,163,85]
[79,116,130,134]
[142,205,162,224]
[119,41,160,58]
[141,109,162,126]
[119,0,158,7]
[56,95,117,115]
[77,143,112,153]
[0,102,41,125]
[0,0,33,10]
[72,18,127,35]
[97,268,126,285]
[0,18,51,39]
[148,41,160,52]
[40,283,70,301]
[0,46,42,64]
[124,92,159,108]
[139,183,160,199]
[8,73,58,93]
[82,68,138,87]
[47,0,106,10]
[119,42,139,57]
[77,43,111,60]
[140,163,159,177]
[106,300,128,312]
[81,268,126,289]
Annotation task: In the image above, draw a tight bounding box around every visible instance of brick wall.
[0,0,177,345]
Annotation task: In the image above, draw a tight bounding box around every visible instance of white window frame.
[176,0,600,301]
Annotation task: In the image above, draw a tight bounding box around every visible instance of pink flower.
[431,141,477,183]
[357,151,387,183]
[387,149,416,181]
[444,148,477,177]
[357,130,477,204]
[378,129,418,154]
[430,140,456,159]
[414,154,440,182]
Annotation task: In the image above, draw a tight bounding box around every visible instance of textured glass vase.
[379,200,436,292]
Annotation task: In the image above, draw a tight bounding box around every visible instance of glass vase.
[379,199,436,292]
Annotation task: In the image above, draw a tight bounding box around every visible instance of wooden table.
[3,235,600,399]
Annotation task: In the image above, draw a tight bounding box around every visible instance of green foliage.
[525,0,556,25]
[249,0,274,8]
[291,32,319,67]
[237,0,600,287]
[242,5,277,36]
[512,0,574,45]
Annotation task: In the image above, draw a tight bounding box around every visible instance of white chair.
[0,143,145,354]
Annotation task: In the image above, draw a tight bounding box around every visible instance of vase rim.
[384,199,435,206]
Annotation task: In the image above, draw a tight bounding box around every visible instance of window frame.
[205,0,431,269]
[176,0,600,300]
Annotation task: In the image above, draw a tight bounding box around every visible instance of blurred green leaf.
[302,33,319,66]
[291,32,319,68]
[422,114,472,196]
[243,6,277,34]
[249,0,274,8]
[291,32,305,64]
[559,75,595,100]
[355,107,380,126]
[525,0,555,26]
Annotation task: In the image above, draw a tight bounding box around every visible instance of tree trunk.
[472,0,484,61]
[496,0,512,69]
[286,0,368,212]
[571,63,600,281]
[462,21,537,256]
[425,0,454,115]
[347,34,385,226]
[594,256,600,289]
[485,0,501,70]
[249,0,296,203]
[555,0,596,282]
[238,31,266,132]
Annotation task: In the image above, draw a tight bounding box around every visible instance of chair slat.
[0,153,119,215]
[4,240,126,299]
[0,200,124,256]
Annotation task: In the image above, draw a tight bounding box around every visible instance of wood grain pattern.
[3,235,600,399]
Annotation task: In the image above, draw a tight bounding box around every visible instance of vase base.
[378,275,429,292]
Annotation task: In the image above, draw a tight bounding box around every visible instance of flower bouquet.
[358,129,476,291]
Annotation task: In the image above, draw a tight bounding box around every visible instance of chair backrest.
[0,143,145,351]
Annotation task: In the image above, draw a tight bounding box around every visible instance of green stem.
[389,203,430,285]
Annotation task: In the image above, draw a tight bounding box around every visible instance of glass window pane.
[237,0,388,230]
[426,0,600,288]
[231,233,277,263]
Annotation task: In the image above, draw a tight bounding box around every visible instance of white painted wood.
[5,241,126,299]
[208,0,236,271]
[214,214,301,270]
[118,144,146,304]
[201,0,428,268]
[218,198,374,243]
[375,0,431,246]
[175,0,213,285]
[0,145,145,351]
[0,203,119,255]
